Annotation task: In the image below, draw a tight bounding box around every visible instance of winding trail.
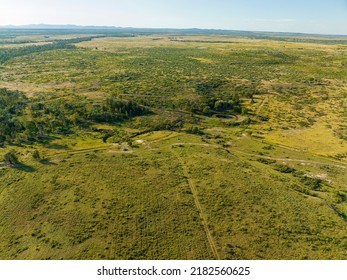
[171,147,220,260]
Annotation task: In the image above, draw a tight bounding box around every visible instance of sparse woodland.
[0,29,346,259]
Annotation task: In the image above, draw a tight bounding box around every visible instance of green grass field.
[0,30,346,259]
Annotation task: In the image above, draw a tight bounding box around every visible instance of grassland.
[0,29,346,260]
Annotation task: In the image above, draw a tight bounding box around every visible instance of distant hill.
[0,24,346,38]
[0,24,122,30]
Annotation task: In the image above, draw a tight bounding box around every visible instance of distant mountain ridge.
[0,24,121,29]
[0,24,346,38]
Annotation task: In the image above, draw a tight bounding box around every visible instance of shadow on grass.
[43,143,69,150]
[39,159,57,165]
[13,163,36,172]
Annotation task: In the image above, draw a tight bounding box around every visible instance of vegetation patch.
[0,30,346,260]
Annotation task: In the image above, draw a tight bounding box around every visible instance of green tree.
[32,150,41,161]
[4,150,19,165]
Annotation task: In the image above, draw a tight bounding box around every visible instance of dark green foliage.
[214,100,233,111]
[88,98,150,123]
[331,205,347,221]
[257,158,276,165]
[196,80,225,95]
[336,192,347,203]
[273,163,324,190]
[0,88,27,111]
[32,150,41,161]
[151,118,184,131]
[103,94,150,121]
[275,164,296,173]
[0,88,27,144]
[262,145,274,150]
[186,126,204,135]
[184,96,241,116]
[192,79,243,115]
[294,172,323,190]
[0,89,150,145]
[102,129,130,144]
[4,150,19,165]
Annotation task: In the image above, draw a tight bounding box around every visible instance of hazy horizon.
[1,0,347,35]
[1,23,347,37]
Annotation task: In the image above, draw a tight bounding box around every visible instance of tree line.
[0,89,150,146]
[0,36,104,65]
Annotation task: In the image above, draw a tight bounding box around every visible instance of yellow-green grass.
[1,33,346,260]
[174,142,347,259]
[0,143,213,259]
[0,42,53,49]
[1,132,346,259]
[266,123,347,157]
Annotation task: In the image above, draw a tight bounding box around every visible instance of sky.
[0,0,347,35]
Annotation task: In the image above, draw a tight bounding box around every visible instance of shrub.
[298,176,323,190]
[274,164,296,173]
[257,158,276,165]
[186,126,204,135]
[4,150,19,165]
[336,192,347,203]
[32,150,41,161]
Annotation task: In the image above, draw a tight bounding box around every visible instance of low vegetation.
[0,29,346,260]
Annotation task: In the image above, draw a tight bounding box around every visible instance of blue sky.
[1,0,346,35]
